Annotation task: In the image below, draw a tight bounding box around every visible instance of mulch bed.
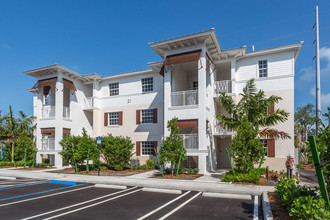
[299,164,315,170]
[226,177,278,186]
[52,168,153,176]
[17,167,54,170]
[151,173,203,180]
[268,192,291,220]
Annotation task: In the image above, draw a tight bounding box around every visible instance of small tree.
[100,134,134,171]
[230,116,263,172]
[159,117,187,176]
[15,131,37,161]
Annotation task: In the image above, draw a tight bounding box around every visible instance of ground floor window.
[141,141,153,156]
[182,156,198,169]
[261,139,268,156]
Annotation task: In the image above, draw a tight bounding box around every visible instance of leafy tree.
[14,131,37,161]
[100,134,134,171]
[159,117,187,176]
[230,116,263,171]
[295,103,319,142]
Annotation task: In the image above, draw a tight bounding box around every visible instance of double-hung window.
[258,60,268,78]
[261,139,268,156]
[141,109,153,124]
[108,112,119,125]
[109,82,119,96]
[142,77,153,92]
[141,141,153,156]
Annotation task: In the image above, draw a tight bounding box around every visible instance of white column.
[231,59,236,94]
[54,74,63,167]
[163,65,171,138]
[198,51,207,151]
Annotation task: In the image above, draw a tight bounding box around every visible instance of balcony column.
[54,73,63,166]
[231,59,236,94]
[163,65,171,138]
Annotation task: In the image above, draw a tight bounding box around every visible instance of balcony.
[41,106,55,118]
[214,80,232,96]
[41,138,55,150]
[214,119,232,135]
[84,97,94,109]
[171,90,198,107]
[179,134,198,149]
[63,107,71,119]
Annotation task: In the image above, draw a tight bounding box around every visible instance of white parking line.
[137,191,191,220]
[253,196,259,220]
[22,186,139,220]
[43,189,142,220]
[0,185,94,207]
[0,180,45,188]
[159,192,202,220]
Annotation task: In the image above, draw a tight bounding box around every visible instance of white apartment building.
[25,29,303,173]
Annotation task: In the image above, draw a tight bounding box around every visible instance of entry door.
[217,139,231,169]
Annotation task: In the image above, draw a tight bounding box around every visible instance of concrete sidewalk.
[0,168,275,196]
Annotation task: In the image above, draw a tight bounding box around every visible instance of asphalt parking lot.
[0,177,261,219]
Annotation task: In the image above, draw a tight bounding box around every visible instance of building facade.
[25,29,303,173]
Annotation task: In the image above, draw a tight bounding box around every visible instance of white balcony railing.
[214,80,231,95]
[179,134,198,149]
[41,138,55,150]
[84,97,94,108]
[41,106,55,118]
[63,107,71,119]
[214,119,232,135]
[171,90,198,107]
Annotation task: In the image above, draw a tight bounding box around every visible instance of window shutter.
[119,111,123,125]
[136,141,141,156]
[152,141,157,156]
[268,104,275,115]
[104,113,108,126]
[268,139,275,157]
[153,108,157,123]
[136,110,140,124]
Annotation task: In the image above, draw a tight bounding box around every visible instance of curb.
[142,188,182,194]
[94,184,127,190]
[0,176,16,180]
[262,192,274,220]
[202,192,251,200]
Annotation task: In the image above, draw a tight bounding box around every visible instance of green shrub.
[42,158,50,164]
[290,195,330,220]
[146,159,155,168]
[179,168,199,174]
[33,163,52,168]
[222,168,261,184]
[0,160,33,167]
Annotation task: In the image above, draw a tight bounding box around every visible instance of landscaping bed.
[51,168,154,176]
[151,173,203,180]
[268,192,290,220]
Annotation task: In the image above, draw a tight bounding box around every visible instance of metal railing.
[171,90,198,107]
[214,80,231,95]
[41,138,55,150]
[179,134,198,149]
[41,106,55,118]
[84,97,94,108]
[63,107,71,119]
[214,119,232,135]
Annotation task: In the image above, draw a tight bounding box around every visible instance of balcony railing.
[214,80,231,95]
[63,107,71,119]
[41,106,55,118]
[171,90,198,107]
[41,138,55,150]
[214,119,232,135]
[179,134,198,149]
[84,97,94,108]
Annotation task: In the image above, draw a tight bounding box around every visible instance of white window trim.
[257,59,268,78]
[141,141,154,156]
[108,112,119,126]
[261,139,268,157]
[109,82,119,96]
[141,77,153,93]
[141,109,154,124]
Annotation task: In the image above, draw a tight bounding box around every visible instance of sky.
[0,0,330,121]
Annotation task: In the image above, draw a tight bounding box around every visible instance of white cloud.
[320,47,330,77]
[322,93,330,107]
[299,66,314,82]
[310,86,315,96]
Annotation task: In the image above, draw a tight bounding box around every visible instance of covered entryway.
[216,137,232,169]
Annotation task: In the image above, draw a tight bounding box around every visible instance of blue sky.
[1,0,330,121]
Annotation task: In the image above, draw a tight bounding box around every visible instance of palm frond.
[259,128,291,140]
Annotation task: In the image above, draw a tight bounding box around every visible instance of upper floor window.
[142,77,153,92]
[258,60,268,78]
[108,112,119,125]
[141,109,153,124]
[109,82,119,96]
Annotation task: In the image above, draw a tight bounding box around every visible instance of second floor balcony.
[179,134,198,150]
[214,119,232,135]
[63,107,71,119]
[171,90,198,107]
[41,106,55,118]
[214,80,232,96]
[41,138,55,150]
[84,97,94,109]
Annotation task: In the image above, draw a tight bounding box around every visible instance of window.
[109,82,119,96]
[141,141,154,155]
[261,139,268,156]
[193,81,198,90]
[142,77,153,92]
[141,109,153,124]
[258,60,268,78]
[108,112,119,125]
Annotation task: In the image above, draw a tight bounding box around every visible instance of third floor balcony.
[171,90,198,107]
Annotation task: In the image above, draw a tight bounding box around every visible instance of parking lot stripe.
[42,189,142,220]
[0,181,48,190]
[253,196,258,220]
[22,186,139,220]
[137,191,191,220]
[0,183,90,202]
[158,191,202,220]
[0,185,94,207]
[0,180,46,188]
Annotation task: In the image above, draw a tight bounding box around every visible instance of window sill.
[169,105,199,110]
[107,125,120,128]
[140,123,156,125]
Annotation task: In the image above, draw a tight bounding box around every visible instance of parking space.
[0,178,260,219]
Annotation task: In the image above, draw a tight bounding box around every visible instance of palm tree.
[0,106,35,161]
[217,78,291,140]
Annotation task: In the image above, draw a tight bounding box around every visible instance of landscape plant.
[159,117,187,176]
